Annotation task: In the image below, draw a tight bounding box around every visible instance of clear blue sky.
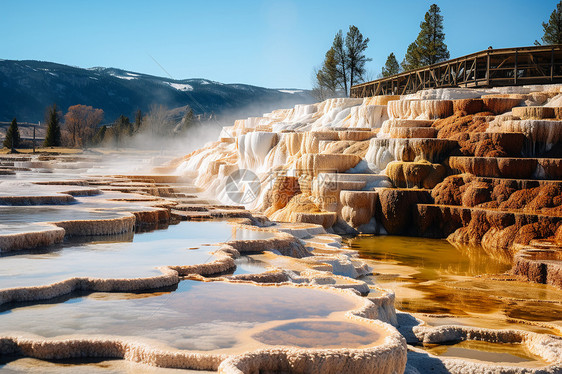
[1,0,558,89]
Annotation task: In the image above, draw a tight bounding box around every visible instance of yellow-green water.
[347,235,562,333]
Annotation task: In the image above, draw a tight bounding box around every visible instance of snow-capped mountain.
[0,60,314,123]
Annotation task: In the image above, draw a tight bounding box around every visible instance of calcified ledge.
[410,324,562,373]
[0,207,171,253]
[0,218,409,372]
[0,228,315,306]
[0,285,407,374]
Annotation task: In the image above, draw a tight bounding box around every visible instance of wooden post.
[33,122,37,153]
[551,47,554,81]
[474,58,478,86]
[514,50,518,85]
[486,51,490,86]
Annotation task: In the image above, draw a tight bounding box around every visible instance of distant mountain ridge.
[0,59,314,123]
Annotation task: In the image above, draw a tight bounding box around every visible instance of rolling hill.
[0,59,314,123]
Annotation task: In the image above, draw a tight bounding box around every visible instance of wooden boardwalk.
[350,45,562,97]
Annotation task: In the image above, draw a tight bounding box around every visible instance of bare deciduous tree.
[64,104,103,147]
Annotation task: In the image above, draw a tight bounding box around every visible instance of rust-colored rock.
[376,188,433,234]
[461,181,491,207]
[448,157,538,179]
[481,97,522,115]
[431,174,471,206]
[388,127,437,139]
[452,99,484,115]
[434,113,492,139]
[385,161,446,189]
[454,132,525,157]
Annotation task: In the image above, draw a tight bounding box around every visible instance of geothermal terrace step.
[379,119,434,136]
[171,208,252,221]
[512,106,562,120]
[463,132,527,157]
[473,176,562,189]
[316,173,391,189]
[448,156,562,179]
[113,175,184,184]
[291,211,337,229]
[414,203,562,237]
[368,138,458,164]
[388,127,437,139]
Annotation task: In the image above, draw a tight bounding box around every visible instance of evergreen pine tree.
[332,30,349,95]
[44,104,61,147]
[345,25,371,88]
[538,1,562,45]
[3,118,21,150]
[315,47,340,98]
[401,42,422,71]
[382,53,400,77]
[402,4,449,70]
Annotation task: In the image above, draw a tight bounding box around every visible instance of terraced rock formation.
[178,84,562,290]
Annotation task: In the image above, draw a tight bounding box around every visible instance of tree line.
[3,103,197,151]
[314,1,562,98]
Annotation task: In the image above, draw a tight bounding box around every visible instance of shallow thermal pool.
[0,221,272,289]
[0,357,210,374]
[252,320,383,349]
[347,235,562,332]
[423,340,547,366]
[0,206,125,225]
[0,280,377,353]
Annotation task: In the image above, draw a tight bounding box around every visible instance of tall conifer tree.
[402,4,449,70]
[345,25,371,88]
[44,104,61,147]
[382,53,400,77]
[538,1,562,45]
[3,118,21,150]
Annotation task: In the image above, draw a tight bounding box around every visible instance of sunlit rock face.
[177,84,562,282]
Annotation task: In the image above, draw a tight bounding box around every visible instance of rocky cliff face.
[176,84,562,288]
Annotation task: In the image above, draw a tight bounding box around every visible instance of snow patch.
[279,89,304,94]
[110,73,135,81]
[165,82,194,91]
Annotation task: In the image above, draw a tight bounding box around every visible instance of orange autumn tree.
[64,104,104,147]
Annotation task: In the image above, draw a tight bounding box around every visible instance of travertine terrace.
[173,84,562,372]
[3,84,562,373]
[0,153,408,373]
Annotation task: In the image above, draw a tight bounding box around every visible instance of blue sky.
[1,0,558,89]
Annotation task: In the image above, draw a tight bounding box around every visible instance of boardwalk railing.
[350,45,562,97]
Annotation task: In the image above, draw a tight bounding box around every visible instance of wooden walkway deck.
[350,45,562,97]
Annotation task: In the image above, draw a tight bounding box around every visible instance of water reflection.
[347,235,562,330]
[253,321,382,348]
[423,340,546,365]
[0,281,356,352]
[0,221,263,289]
